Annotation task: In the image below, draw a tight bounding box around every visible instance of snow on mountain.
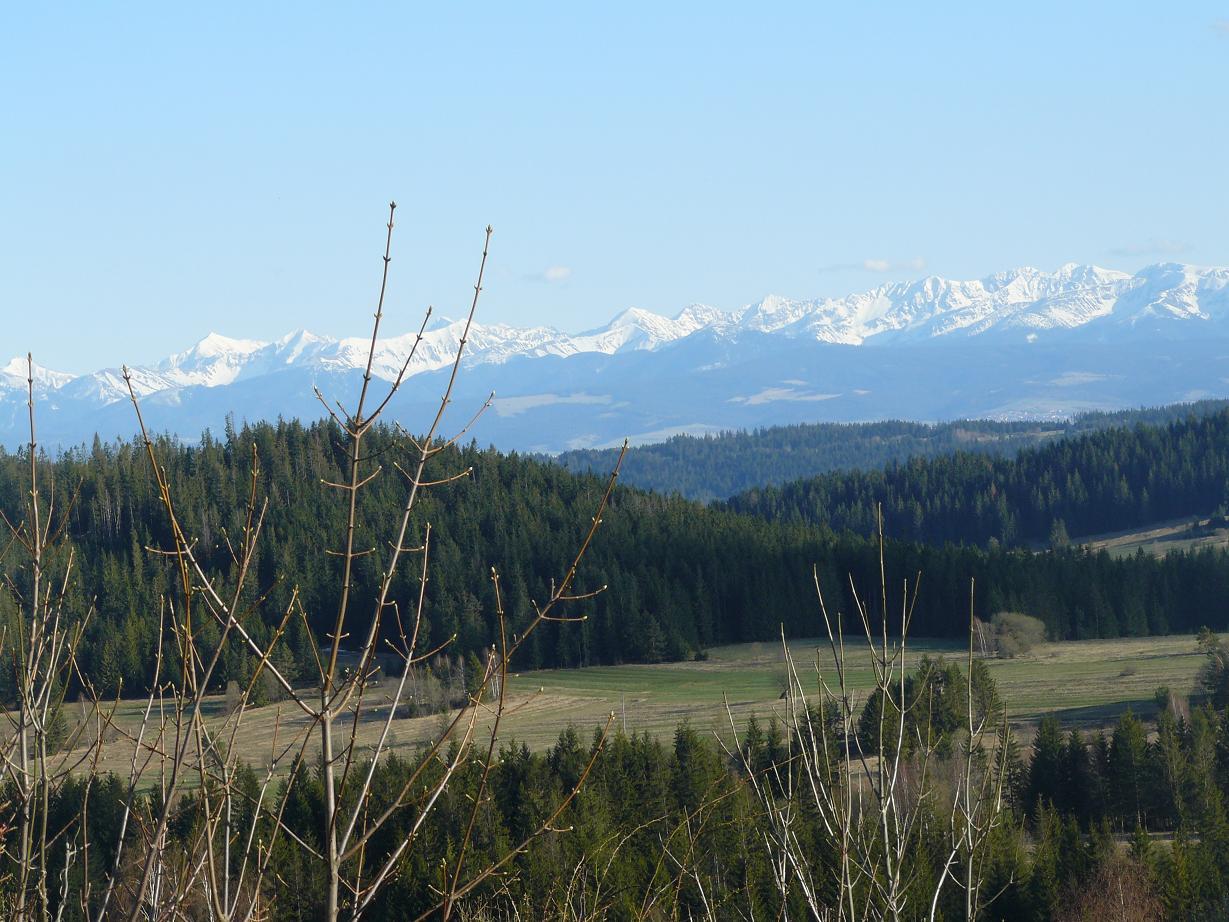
[56,366,178,402]
[19,262,1229,404]
[159,333,269,387]
[725,264,1138,345]
[1106,263,1229,328]
[6,262,1229,452]
[570,307,705,353]
[0,357,74,391]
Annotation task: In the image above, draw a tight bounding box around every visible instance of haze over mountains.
[6,262,1229,453]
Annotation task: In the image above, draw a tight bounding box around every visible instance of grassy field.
[518,633,1206,744]
[64,632,1210,780]
[1078,514,1229,558]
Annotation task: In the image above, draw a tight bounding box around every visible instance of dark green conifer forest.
[3,416,1229,699]
[7,407,1229,919]
[557,400,1229,502]
[727,407,1229,548]
[12,651,1229,920]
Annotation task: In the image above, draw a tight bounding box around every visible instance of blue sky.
[3,4,1228,372]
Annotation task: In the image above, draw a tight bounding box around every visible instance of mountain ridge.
[6,261,1229,452]
[11,261,1229,398]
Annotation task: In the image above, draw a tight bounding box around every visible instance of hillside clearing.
[1078,514,1229,558]
[59,633,1210,782]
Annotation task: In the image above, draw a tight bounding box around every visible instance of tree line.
[556,400,1229,502]
[12,644,1229,920]
[726,407,1229,547]
[3,418,1229,698]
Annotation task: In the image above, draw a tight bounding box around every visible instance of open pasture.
[64,633,1210,782]
[1079,515,1229,559]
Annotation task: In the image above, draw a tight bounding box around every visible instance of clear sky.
[3,4,1228,372]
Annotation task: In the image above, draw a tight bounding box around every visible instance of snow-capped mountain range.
[5,262,1229,453]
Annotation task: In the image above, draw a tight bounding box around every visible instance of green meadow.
[67,633,1210,782]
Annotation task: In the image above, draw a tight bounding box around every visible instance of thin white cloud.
[1212,19,1229,36]
[863,258,891,272]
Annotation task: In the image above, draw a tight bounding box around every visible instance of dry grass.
[1079,514,1229,558]
[53,632,1211,785]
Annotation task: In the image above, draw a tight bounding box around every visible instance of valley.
[67,633,1209,779]
[10,7,1227,915]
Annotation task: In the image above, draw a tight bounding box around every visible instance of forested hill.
[2,420,1229,697]
[554,401,1229,502]
[726,408,1229,549]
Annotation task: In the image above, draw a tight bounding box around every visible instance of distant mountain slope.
[554,402,1229,501]
[6,262,1229,452]
[724,408,1229,550]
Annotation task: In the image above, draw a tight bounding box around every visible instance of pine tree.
[1028,715,1064,816]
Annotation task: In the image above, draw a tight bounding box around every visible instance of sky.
[3,4,1228,373]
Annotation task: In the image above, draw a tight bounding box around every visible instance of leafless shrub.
[222,680,244,716]
[0,355,99,919]
[1052,853,1162,922]
[990,611,1047,658]
[727,509,1013,922]
[1,205,623,922]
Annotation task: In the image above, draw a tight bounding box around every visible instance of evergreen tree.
[1028,715,1064,816]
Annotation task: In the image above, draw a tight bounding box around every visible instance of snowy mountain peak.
[608,306,661,327]
[0,356,75,391]
[752,294,792,314]
[10,261,1229,424]
[673,303,727,327]
[192,332,267,357]
[155,332,271,389]
[423,313,460,333]
[275,328,325,350]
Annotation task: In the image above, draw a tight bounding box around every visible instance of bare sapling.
[728,506,1012,922]
[0,356,127,920]
[3,205,624,921]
